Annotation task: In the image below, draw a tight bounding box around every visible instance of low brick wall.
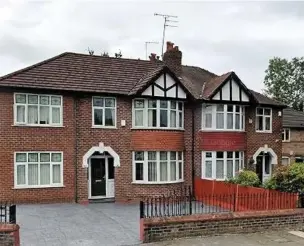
[0,224,20,246]
[142,209,304,243]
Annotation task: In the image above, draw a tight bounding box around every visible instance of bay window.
[256,107,272,132]
[133,151,183,183]
[15,152,63,188]
[14,93,62,126]
[92,97,116,127]
[202,151,244,180]
[202,104,245,131]
[133,99,184,129]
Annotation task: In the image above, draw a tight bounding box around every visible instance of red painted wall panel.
[199,131,246,151]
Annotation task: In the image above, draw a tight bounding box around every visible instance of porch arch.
[252,146,278,165]
[82,142,120,168]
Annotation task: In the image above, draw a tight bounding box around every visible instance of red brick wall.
[199,132,246,151]
[131,131,184,150]
[245,106,282,169]
[142,209,304,243]
[0,89,75,203]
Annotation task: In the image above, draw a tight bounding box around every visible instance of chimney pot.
[163,41,182,76]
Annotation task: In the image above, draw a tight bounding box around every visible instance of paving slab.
[17,203,140,246]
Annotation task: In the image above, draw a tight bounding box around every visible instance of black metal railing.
[0,203,16,223]
[140,186,301,218]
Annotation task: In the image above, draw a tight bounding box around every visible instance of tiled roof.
[0,52,285,107]
[283,108,304,128]
[202,72,232,99]
[249,90,286,107]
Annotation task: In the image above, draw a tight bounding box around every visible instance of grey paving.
[17,203,140,246]
[146,231,304,246]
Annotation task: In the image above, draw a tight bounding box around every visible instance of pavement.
[17,203,140,246]
[146,231,304,246]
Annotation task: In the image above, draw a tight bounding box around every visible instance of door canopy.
[82,142,120,168]
[252,145,278,165]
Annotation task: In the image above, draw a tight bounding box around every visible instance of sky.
[1,1,304,92]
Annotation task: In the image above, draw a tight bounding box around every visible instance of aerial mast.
[154,13,178,57]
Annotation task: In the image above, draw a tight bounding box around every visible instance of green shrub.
[227,170,260,187]
[264,163,304,192]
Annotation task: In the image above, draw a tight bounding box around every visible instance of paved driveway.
[17,203,140,246]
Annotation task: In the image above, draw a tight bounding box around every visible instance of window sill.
[91,126,117,129]
[13,124,64,128]
[200,129,245,132]
[256,130,272,134]
[132,180,184,185]
[282,140,290,143]
[13,185,65,189]
[131,127,184,131]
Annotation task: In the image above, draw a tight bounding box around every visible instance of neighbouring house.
[282,107,304,164]
[0,41,285,204]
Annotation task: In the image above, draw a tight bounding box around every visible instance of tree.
[263,57,304,110]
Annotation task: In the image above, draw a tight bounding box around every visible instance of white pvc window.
[281,157,290,165]
[282,128,290,142]
[133,99,184,129]
[14,93,62,126]
[202,151,244,180]
[133,151,183,184]
[14,152,63,188]
[256,107,272,132]
[92,97,116,127]
[202,104,245,131]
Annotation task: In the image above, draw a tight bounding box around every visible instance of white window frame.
[281,156,290,165]
[14,93,63,127]
[256,107,272,133]
[14,151,64,189]
[132,98,184,130]
[92,96,117,128]
[201,104,245,131]
[282,128,290,142]
[201,151,244,180]
[132,151,184,184]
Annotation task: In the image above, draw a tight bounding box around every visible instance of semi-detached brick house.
[0,41,286,204]
[282,108,304,164]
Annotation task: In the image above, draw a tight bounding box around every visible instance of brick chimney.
[163,41,182,76]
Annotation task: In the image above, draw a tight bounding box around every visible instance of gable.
[211,76,250,102]
[141,72,187,99]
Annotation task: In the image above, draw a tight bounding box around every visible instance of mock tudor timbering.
[0,41,286,204]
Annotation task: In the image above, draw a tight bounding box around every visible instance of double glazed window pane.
[148,162,157,181]
[216,113,224,129]
[40,106,49,124]
[160,110,168,127]
[93,97,115,126]
[17,165,26,185]
[28,164,38,185]
[216,160,224,179]
[135,162,144,180]
[148,109,157,127]
[16,106,25,123]
[160,162,168,181]
[52,165,61,183]
[205,161,212,178]
[227,160,233,179]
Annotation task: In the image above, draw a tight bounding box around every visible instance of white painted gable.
[141,72,187,99]
[212,79,250,102]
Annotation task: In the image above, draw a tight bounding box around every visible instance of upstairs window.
[256,107,272,132]
[92,97,116,127]
[133,99,184,129]
[282,128,290,142]
[14,93,62,126]
[202,104,245,131]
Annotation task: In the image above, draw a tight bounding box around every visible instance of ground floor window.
[202,151,244,180]
[133,151,183,184]
[14,152,63,188]
[281,156,290,165]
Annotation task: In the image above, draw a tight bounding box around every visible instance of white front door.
[256,153,271,183]
[89,156,115,199]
